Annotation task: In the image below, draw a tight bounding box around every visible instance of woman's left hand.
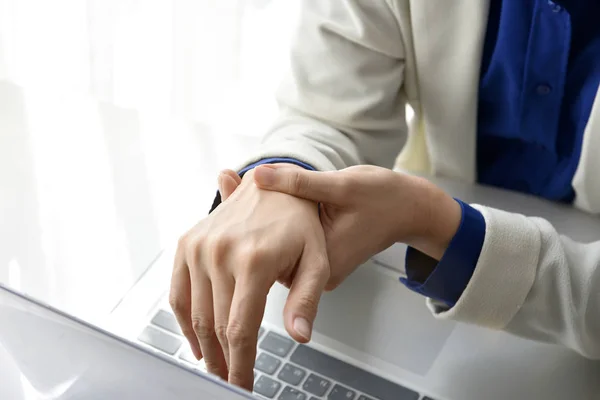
[252,164,462,290]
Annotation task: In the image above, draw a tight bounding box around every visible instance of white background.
[0,0,300,319]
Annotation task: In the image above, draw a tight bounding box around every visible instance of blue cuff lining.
[400,199,486,307]
[238,158,316,177]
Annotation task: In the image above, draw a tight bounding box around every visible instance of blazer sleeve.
[425,204,600,359]
[231,0,408,172]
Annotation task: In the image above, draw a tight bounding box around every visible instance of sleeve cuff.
[209,158,316,213]
[237,157,316,177]
[400,199,486,307]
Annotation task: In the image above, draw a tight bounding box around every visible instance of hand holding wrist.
[253,165,458,286]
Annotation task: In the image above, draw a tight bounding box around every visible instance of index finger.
[226,275,270,390]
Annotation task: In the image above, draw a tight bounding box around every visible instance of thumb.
[283,242,330,343]
[218,170,241,201]
[254,165,343,204]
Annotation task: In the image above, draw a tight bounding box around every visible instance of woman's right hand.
[169,167,330,391]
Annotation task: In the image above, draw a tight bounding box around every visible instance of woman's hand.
[253,164,462,290]
[170,167,329,391]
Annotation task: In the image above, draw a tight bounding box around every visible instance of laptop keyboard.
[138,309,431,400]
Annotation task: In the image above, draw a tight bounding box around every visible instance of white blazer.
[235,0,600,358]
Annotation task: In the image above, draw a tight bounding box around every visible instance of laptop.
[2,177,600,399]
[0,282,256,400]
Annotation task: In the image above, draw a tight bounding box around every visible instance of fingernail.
[254,167,276,186]
[293,317,312,341]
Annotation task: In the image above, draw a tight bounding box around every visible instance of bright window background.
[0,0,300,136]
[0,0,302,317]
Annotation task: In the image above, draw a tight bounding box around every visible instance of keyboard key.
[279,386,307,400]
[357,396,375,400]
[178,349,198,364]
[255,352,282,375]
[138,326,182,355]
[302,374,331,397]
[259,326,266,338]
[151,310,182,335]
[278,363,307,386]
[328,385,355,400]
[291,345,419,400]
[260,332,295,357]
[254,375,282,398]
[422,398,435,400]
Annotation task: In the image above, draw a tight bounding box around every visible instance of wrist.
[405,179,462,260]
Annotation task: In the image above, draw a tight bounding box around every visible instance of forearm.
[401,179,463,261]
[395,175,483,307]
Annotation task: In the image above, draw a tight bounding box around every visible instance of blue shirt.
[211,0,600,308]
[404,0,600,307]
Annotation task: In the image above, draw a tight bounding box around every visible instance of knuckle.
[298,293,320,312]
[313,256,330,279]
[228,368,250,386]
[204,359,222,374]
[292,288,321,314]
[214,323,228,344]
[239,244,267,271]
[207,233,233,268]
[177,233,189,252]
[291,172,309,195]
[191,315,215,339]
[248,247,268,268]
[185,234,205,267]
[181,326,196,340]
[226,321,253,349]
[168,293,186,316]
